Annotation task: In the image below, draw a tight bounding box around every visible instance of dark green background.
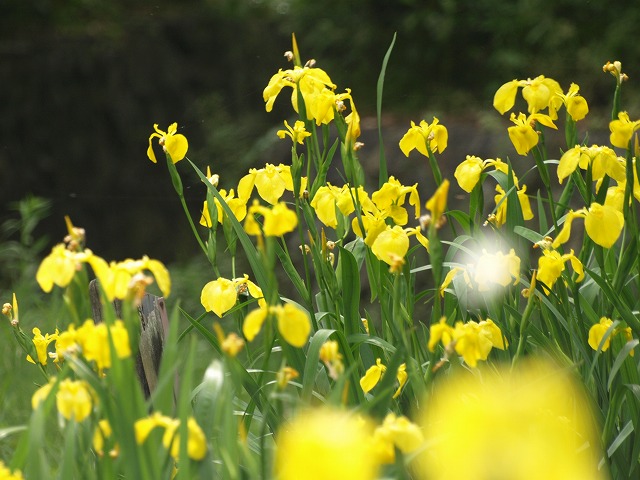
[1,0,637,266]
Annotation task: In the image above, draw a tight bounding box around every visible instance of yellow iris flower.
[588,317,615,352]
[609,111,640,149]
[200,188,247,227]
[359,358,408,398]
[26,327,58,365]
[557,83,589,121]
[87,255,170,301]
[493,75,563,117]
[399,117,448,157]
[242,303,311,348]
[56,379,94,422]
[36,244,94,293]
[135,412,207,461]
[244,201,298,238]
[536,248,584,294]
[146,123,188,164]
[372,412,424,464]
[277,120,311,145]
[274,408,378,480]
[557,144,624,184]
[310,183,365,228]
[418,359,605,480]
[238,163,306,205]
[493,184,534,225]
[428,318,507,368]
[200,275,264,318]
[507,112,557,156]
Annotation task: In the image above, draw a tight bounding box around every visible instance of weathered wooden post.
[88,279,169,397]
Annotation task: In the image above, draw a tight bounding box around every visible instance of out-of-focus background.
[1,0,639,287]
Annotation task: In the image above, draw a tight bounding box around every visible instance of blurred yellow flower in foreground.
[0,460,24,480]
[275,408,378,480]
[418,359,606,480]
[147,123,188,164]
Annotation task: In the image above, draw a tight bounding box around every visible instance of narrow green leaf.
[376,32,396,188]
[608,339,639,391]
[607,420,634,458]
[338,247,361,337]
[302,329,336,402]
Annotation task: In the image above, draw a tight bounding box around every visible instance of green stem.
[512,291,537,367]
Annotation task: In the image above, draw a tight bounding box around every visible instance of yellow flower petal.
[243,307,268,342]
[277,304,311,348]
[584,202,624,248]
[200,278,238,317]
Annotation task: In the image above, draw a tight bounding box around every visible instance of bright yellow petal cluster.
[274,408,378,480]
[558,83,589,121]
[610,111,640,149]
[26,327,58,365]
[200,274,264,317]
[238,163,304,205]
[77,319,132,373]
[135,412,207,461]
[471,249,521,291]
[319,340,344,379]
[507,112,557,155]
[557,144,624,185]
[360,358,408,398]
[553,202,624,250]
[310,183,362,228]
[399,117,448,157]
[536,248,584,294]
[0,460,24,480]
[588,317,614,352]
[147,123,188,164]
[493,184,534,225]
[493,75,563,116]
[454,156,509,193]
[242,303,311,348]
[418,358,605,480]
[372,412,424,464]
[372,176,421,223]
[36,244,94,293]
[32,377,95,422]
[56,378,94,422]
[277,119,312,145]
[200,188,247,227]
[428,318,507,367]
[244,200,298,237]
[88,255,170,301]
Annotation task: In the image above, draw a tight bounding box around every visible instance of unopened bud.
[299,244,311,254]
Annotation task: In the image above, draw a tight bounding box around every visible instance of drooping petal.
[242,307,268,342]
[493,79,520,114]
[584,202,624,248]
[277,303,311,348]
